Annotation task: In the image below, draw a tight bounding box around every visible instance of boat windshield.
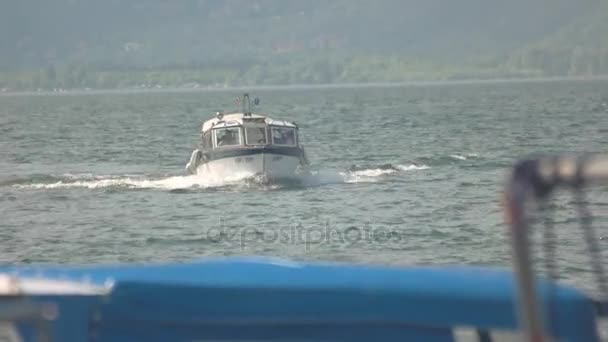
[215,127,241,147]
[271,127,296,146]
[245,126,267,145]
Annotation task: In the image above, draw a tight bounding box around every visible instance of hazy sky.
[0,0,599,69]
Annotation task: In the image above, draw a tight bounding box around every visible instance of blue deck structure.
[0,257,601,341]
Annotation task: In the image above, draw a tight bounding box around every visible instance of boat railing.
[504,153,608,342]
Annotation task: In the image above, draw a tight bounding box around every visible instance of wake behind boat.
[185,93,309,181]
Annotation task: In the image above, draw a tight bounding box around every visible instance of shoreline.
[2,75,608,97]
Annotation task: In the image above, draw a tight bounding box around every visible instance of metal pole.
[505,181,546,342]
[504,154,608,341]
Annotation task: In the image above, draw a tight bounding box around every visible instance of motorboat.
[185,93,308,181]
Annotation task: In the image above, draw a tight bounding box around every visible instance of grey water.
[1,80,608,297]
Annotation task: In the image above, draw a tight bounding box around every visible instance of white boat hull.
[193,153,301,181]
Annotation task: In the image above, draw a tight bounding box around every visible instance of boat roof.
[201,112,297,132]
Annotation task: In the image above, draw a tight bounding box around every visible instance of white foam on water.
[14,176,193,190]
[395,164,430,171]
[349,168,398,177]
[13,164,430,190]
[339,164,430,184]
[449,153,479,161]
[13,171,258,190]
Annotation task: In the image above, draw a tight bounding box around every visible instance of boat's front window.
[214,127,241,147]
[245,126,267,145]
[271,127,296,146]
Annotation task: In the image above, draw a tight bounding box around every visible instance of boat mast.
[243,93,251,117]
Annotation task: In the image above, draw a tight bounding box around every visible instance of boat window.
[271,127,296,146]
[245,127,267,145]
[215,127,241,147]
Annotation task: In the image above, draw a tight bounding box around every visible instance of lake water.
[1,79,608,297]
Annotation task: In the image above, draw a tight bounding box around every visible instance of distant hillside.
[0,0,605,90]
[504,1,608,77]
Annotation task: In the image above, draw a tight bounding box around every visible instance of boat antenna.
[243,93,251,117]
[240,93,259,117]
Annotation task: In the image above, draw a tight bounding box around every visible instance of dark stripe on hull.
[204,146,303,162]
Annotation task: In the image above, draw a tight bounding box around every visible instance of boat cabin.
[199,113,300,151]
